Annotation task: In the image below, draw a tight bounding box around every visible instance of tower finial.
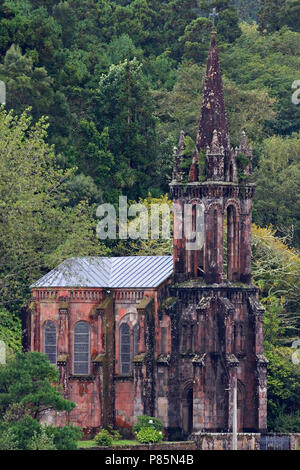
[196,23,229,155]
[209,7,219,28]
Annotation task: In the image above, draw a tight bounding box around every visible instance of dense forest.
[0,0,299,435]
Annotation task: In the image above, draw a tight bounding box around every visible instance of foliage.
[265,345,300,431]
[254,133,300,247]
[106,425,121,441]
[269,410,300,433]
[0,351,75,421]
[1,415,41,450]
[27,428,56,450]
[0,307,21,355]
[0,427,18,450]
[96,58,157,200]
[111,194,173,257]
[0,108,108,311]
[132,414,164,433]
[136,426,163,443]
[252,225,300,340]
[94,428,113,447]
[233,0,259,21]
[0,415,82,450]
[258,0,300,33]
[45,424,83,450]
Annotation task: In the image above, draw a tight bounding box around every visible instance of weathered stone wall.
[191,433,300,450]
[192,432,260,450]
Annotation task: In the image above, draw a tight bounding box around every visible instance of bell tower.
[166,30,268,435]
[171,29,254,286]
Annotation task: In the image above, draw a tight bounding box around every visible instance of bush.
[133,415,164,434]
[9,415,41,450]
[106,425,121,441]
[45,425,83,450]
[136,427,163,444]
[0,428,18,450]
[94,429,113,447]
[27,429,56,450]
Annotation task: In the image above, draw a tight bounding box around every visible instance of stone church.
[27,30,268,437]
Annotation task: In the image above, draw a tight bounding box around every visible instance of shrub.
[133,415,164,434]
[136,427,163,444]
[9,415,41,450]
[27,429,56,450]
[45,425,83,450]
[0,428,18,450]
[111,429,121,441]
[94,429,113,447]
[106,425,121,440]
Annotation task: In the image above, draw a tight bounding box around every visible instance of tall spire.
[196,31,230,153]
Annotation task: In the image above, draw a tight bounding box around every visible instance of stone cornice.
[170,181,255,200]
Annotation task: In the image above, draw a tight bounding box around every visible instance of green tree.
[258,0,285,32]
[0,109,108,310]
[254,134,300,248]
[265,346,300,431]
[179,17,212,63]
[96,58,157,199]
[0,351,75,420]
[0,308,21,355]
[53,1,78,48]
[0,44,54,121]
[278,0,300,32]
[75,120,115,198]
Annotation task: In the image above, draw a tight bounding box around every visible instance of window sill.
[68,375,96,381]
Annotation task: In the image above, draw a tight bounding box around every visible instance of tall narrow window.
[120,323,131,375]
[133,324,139,358]
[161,327,167,354]
[44,321,57,365]
[225,205,239,280]
[74,322,90,375]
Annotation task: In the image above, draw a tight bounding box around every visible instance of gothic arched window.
[120,323,131,375]
[74,321,90,375]
[44,321,57,365]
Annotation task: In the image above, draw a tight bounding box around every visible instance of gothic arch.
[224,198,240,214]
[118,310,139,375]
[205,202,223,215]
[119,309,138,327]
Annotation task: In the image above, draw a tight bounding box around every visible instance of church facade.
[27,32,268,437]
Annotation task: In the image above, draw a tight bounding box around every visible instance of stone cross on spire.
[209,7,219,27]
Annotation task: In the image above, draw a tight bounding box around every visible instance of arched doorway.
[182,386,193,435]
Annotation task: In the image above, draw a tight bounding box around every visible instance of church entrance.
[182,387,193,435]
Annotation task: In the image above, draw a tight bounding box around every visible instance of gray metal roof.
[31,256,173,289]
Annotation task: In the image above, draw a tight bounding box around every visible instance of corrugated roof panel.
[31,255,173,289]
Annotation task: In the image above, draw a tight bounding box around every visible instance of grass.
[77,439,141,448]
